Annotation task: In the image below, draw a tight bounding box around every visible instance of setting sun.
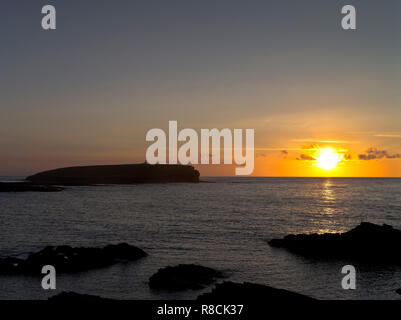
[316,148,340,170]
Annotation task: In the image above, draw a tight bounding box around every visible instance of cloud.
[296,145,319,160]
[297,154,316,161]
[374,134,401,138]
[280,150,288,158]
[301,144,320,150]
[358,148,401,160]
[293,139,356,144]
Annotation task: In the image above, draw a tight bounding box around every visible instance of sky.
[1,0,400,177]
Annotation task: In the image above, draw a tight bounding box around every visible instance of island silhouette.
[0,163,200,192]
[26,163,200,185]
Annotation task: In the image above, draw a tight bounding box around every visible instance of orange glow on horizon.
[194,141,401,177]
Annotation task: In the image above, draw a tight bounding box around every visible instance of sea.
[0,177,401,300]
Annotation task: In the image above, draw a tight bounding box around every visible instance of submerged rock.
[197,281,315,301]
[269,222,401,263]
[149,264,224,291]
[26,163,200,185]
[0,257,25,274]
[0,243,147,275]
[49,291,113,301]
[0,182,63,192]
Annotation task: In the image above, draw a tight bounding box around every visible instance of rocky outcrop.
[269,222,401,263]
[26,163,200,185]
[149,264,224,291]
[0,243,147,275]
[0,182,63,192]
[197,281,315,301]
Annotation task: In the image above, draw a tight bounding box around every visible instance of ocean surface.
[0,177,401,300]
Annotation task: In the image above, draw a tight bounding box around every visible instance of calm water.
[0,177,401,300]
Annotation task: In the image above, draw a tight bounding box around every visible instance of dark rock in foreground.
[0,182,63,192]
[269,222,401,263]
[197,281,315,301]
[49,291,113,301]
[0,243,147,275]
[27,163,200,185]
[149,264,224,291]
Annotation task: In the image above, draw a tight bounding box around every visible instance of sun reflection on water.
[322,180,335,204]
[310,179,349,234]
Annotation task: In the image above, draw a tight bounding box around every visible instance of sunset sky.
[1,0,400,177]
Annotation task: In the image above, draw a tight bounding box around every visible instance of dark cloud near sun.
[358,148,401,160]
[301,144,320,150]
[297,145,318,160]
[297,154,316,161]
